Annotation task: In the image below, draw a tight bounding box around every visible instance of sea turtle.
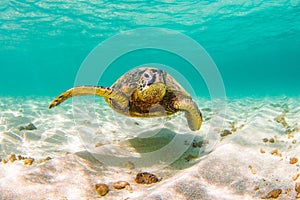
[48,67,202,131]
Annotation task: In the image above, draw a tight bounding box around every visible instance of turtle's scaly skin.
[49,67,202,131]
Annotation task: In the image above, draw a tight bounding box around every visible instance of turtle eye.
[144,73,150,78]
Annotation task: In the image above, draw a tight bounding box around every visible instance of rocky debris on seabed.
[95,183,109,196]
[184,154,199,162]
[130,144,299,199]
[23,157,34,166]
[274,114,289,127]
[0,154,99,200]
[293,174,300,181]
[0,154,51,166]
[0,143,300,200]
[260,148,266,154]
[220,129,232,137]
[262,137,276,143]
[290,157,298,164]
[135,172,161,184]
[192,139,204,148]
[262,189,282,199]
[8,154,16,163]
[113,181,131,190]
[295,182,300,197]
[274,114,300,135]
[270,148,282,157]
[18,123,37,131]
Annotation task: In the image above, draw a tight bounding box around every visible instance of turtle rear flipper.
[48,86,128,109]
[174,98,202,131]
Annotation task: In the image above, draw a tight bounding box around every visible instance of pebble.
[263,189,282,199]
[220,129,232,137]
[113,181,130,190]
[248,165,257,175]
[295,182,300,195]
[24,157,34,165]
[9,154,16,163]
[270,149,282,157]
[263,138,269,143]
[135,172,160,184]
[290,157,298,164]
[260,148,266,153]
[192,140,203,148]
[18,123,37,131]
[95,183,109,196]
[269,138,275,143]
[293,174,300,181]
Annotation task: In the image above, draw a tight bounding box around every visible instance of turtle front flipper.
[174,98,202,131]
[48,86,128,109]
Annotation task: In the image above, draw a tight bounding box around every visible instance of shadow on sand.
[76,128,210,170]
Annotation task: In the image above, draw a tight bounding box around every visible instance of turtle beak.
[137,69,167,102]
[138,82,166,102]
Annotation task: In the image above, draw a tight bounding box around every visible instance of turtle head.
[137,68,166,102]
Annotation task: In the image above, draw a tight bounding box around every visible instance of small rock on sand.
[290,157,298,164]
[95,183,109,196]
[295,182,300,195]
[24,157,34,165]
[263,189,282,199]
[113,181,130,190]
[220,129,232,137]
[18,123,37,131]
[135,172,160,184]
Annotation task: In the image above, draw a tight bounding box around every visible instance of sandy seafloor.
[0,96,300,200]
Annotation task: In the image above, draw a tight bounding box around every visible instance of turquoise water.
[1,2,300,198]
[0,0,300,97]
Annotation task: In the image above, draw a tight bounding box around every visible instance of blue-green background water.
[0,0,299,97]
